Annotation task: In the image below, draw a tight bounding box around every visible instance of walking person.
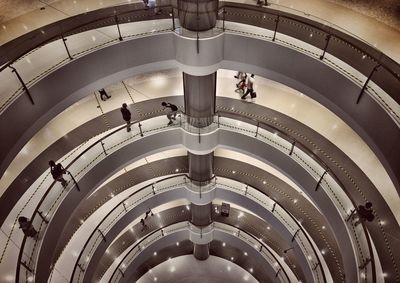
[161,102,178,125]
[235,73,247,94]
[145,209,154,219]
[18,216,38,238]
[49,160,68,188]
[241,74,255,99]
[99,88,111,101]
[121,103,132,132]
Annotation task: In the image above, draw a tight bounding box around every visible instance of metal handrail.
[70,171,322,283]
[216,110,376,282]
[15,111,375,282]
[0,1,398,105]
[0,2,175,72]
[16,119,142,282]
[108,220,291,283]
[69,174,188,282]
[218,2,400,84]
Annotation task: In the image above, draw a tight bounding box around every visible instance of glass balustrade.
[9,112,375,283]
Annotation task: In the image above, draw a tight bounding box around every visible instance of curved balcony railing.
[68,173,323,283]
[70,174,188,283]
[0,2,399,123]
[13,112,375,282]
[107,220,292,283]
[215,177,326,283]
[108,221,188,283]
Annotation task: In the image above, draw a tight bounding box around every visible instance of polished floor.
[0,1,399,282]
[1,68,397,223]
[136,254,258,282]
[1,0,399,63]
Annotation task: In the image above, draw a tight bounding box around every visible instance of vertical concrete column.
[177,0,219,31]
[184,74,216,260]
[177,0,218,259]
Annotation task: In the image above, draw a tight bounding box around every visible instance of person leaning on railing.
[18,216,38,238]
[161,102,178,125]
[349,201,375,226]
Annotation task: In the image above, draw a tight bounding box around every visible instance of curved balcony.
[9,111,385,282]
[0,3,399,197]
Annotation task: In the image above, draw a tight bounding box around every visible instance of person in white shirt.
[241,74,255,99]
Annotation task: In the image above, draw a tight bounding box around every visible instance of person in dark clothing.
[18,216,38,238]
[145,209,154,219]
[99,88,111,101]
[235,73,247,94]
[161,102,178,125]
[121,103,132,132]
[354,202,374,225]
[241,74,255,99]
[49,160,67,188]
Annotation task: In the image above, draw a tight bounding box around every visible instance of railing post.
[9,66,35,105]
[315,170,328,191]
[67,171,80,191]
[255,121,260,137]
[259,245,262,252]
[359,258,371,269]
[114,15,123,41]
[217,113,220,128]
[346,208,356,222]
[291,229,300,242]
[313,262,320,270]
[138,123,144,137]
[61,35,73,60]
[38,210,49,224]
[152,185,155,195]
[122,202,128,212]
[100,141,107,156]
[98,228,106,242]
[275,268,281,278]
[272,202,276,213]
[289,141,295,156]
[198,127,201,143]
[273,15,280,41]
[161,229,164,236]
[171,8,176,30]
[245,185,248,196]
[319,34,331,60]
[356,64,380,104]
[196,32,200,54]
[21,260,33,273]
[222,8,226,32]
[77,263,85,272]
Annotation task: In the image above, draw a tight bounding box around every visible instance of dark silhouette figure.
[354,202,375,226]
[235,73,247,94]
[18,216,38,238]
[121,103,132,132]
[49,160,67,187]
[161,102,178,125]
[145,209,154,219]
[241,74,255,99]
[99,89,111,101]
